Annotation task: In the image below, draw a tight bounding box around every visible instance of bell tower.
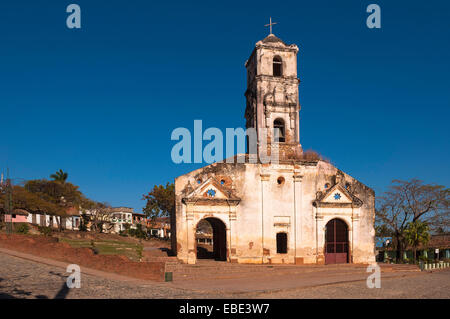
[244,32,302,160]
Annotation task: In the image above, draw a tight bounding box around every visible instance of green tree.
[404,220,430,264]
[376,179,449,262]
[50,169,68,184]
[142,182,174,226]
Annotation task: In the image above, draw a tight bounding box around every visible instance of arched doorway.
[195,217,227,261]
[325,218,349,264]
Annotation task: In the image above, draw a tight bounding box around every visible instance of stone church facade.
[172,34,376,265]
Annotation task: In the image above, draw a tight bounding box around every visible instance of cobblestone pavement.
[0,253,449,299]
[251,270,450,299]
[0,253,225,299]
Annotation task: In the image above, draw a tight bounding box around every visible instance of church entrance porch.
[196,217,227,261]
[325,218,349,264]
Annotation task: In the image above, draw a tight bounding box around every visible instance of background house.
[377,233,450,262]
[131,212,146,228]
[4,209,29,223]
[147,217,170,239]
[108,207,134,233]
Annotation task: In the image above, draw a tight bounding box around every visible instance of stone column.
[260,173,270,263]
[315,208,325,264]
[186,203,196,264]
[293,174,303,264]
[229,205,237,262]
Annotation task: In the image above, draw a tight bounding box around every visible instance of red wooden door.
[325,219,349,264]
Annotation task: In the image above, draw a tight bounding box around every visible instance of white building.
[173,33,376,265]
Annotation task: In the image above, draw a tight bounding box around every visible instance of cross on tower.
[264,17,277,35]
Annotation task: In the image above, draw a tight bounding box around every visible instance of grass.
[60,238,143,262]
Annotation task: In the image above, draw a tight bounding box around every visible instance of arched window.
[273,56,282,77]
[273,118,285,142]
[276,233,288,254]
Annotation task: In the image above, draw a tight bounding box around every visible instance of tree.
[196,219,212,234]
[376,179,449,261]
[375,224,393,238]
[81,202,115,233]
[24,179,99,231]
[25,179,83,205]
[142,182,174,226]
[25,179,86,231]
[404,220,430,264]
[0,185,64,216]
[50,169,68,184]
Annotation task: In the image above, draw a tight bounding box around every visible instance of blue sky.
[0,1,449,213]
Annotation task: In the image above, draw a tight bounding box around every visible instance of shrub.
[38,226,53,236]
[14,223,29,234]
[301,150,321,161]
[78,222,87,232]
[418,255,428,262]
[131,224,147,239]
[119,230,127,237]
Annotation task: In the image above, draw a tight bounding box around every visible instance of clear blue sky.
[1,1,449,213]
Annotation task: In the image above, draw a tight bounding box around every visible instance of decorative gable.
[322,186,353,204]
[182,177,240,206]
[313,182,363,208]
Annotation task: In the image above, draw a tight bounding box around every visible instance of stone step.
[379,264,420,272]
[170,264,367,272]
[165,262,420,280]
[171,268,373,281]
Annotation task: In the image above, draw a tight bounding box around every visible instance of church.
[171,32,376,265]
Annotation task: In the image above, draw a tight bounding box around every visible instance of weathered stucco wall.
[173,160,375,265]
[173,33,375,265]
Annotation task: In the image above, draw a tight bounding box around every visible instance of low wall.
[0,234,165,282]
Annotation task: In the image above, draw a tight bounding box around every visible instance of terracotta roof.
[105,207,134,213]
[66,207,80,216]
[419,234,450,249]
[12,209,29,216]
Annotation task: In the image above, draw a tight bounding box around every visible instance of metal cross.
[265,17,277,35]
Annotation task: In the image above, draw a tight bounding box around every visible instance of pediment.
[322,186,353,204]
[182,177,240,206]
[314,184,362,208]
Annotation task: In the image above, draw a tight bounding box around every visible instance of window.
[273,119,285,142]
[273,56,282,77]
[277,177,285,185]
[276,233,288,254]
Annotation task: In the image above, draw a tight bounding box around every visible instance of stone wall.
[174,160,375,265]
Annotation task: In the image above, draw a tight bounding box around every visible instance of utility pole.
[5,169,13,235]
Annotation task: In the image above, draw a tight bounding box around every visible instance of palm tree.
[50,169,68,184]
[404,220,431,264]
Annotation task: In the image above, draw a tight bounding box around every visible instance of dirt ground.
[0,233,166,281]
[1,251,449,299]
